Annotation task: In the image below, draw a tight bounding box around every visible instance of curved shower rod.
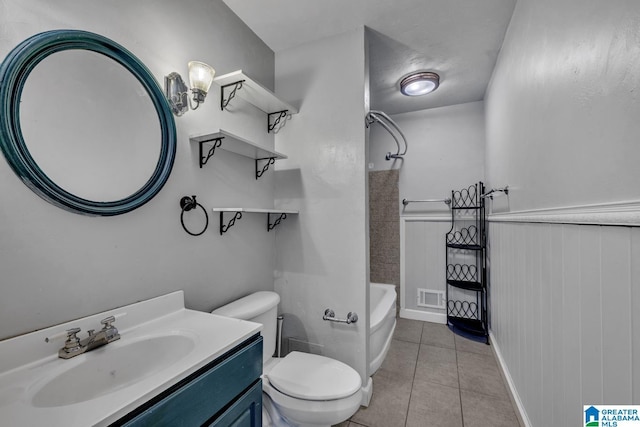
[365,110,408,160]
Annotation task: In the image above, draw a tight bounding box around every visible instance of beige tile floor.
[335,318,522,427]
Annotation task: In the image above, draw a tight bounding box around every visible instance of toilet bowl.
[212,292,362,427]
[262,352,362,427]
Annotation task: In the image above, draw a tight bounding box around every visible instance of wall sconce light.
[399,71,440,96]
[165,61,215,116]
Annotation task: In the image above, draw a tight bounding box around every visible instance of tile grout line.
[403,322,424,427]
[455,336,466,427]
[455,345,519,401]
[366,319,519,427]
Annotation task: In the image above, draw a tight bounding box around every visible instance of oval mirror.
[0,30,176,216]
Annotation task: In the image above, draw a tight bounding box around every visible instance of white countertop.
[0,291,261,426]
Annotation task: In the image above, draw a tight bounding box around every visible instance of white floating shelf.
[190,129,287,161]
[213,70,298,115]
[212,208,299,235]
[212,208,299,214]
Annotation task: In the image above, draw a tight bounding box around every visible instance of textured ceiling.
[222,0,516,115]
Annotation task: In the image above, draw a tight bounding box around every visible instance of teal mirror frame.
[0,30,177,216]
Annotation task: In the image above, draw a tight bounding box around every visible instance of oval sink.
[32,334,196,407]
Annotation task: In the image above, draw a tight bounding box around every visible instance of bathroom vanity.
[0,291,263,426]
[115,335,263,426]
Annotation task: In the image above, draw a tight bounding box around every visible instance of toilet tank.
[212,291,280,363]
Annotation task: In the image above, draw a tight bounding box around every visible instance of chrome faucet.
[48,316,121,359]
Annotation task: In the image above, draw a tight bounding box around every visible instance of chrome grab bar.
[402,198,451,206]
[323,309,358,324]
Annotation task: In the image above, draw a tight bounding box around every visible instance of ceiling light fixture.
[400,71,440,96]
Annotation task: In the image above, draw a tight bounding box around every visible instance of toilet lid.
[267,352,361,401]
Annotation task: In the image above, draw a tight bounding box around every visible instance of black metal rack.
[445,182,489,344]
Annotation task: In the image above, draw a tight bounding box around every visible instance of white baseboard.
[399,308,446,324]
[489,331,532,427]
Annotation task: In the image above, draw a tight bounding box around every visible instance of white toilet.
[212,291,362,427]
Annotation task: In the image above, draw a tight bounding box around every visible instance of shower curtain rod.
[365,110,408,160]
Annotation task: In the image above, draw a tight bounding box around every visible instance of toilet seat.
[267,352,361,401]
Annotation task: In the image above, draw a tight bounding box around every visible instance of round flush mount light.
[400,71,440,96]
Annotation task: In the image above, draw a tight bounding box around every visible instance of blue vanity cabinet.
[207,381,262,427]
[112,334,262,427]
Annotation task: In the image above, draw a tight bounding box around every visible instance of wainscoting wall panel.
[489,221,640,427]
[400,216,451,323]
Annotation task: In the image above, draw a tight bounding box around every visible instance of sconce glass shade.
[400,72,440,96]
[188,61,215,102]
[165,61,215,116]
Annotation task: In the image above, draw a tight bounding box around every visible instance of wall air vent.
[417,289,445,309]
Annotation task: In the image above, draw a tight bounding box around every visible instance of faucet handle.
[100,312,126,329]
[100,316,116,329]
[100,315,121,343]
[63,328,82,350]
[45,327,76,343]
[66,327,81,336]
[45,328,82,360]
[57,328,84,359]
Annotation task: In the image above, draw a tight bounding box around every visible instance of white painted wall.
[274,29,369,382]
[485,0,640,424]
[369,102,485,216]
[369,102,485,316]
[0,0,277,340]
[486,0,640,212]
[368,101,485,207]
[400,217,450,322]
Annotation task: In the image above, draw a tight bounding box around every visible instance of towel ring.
[180,195,208,236]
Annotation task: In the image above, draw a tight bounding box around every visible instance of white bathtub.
[369,282,397,376]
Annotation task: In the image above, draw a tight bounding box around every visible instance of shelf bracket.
[219,211,243,235]
[220,80,245,110]
[256,157,276,180]
[268,110,289,133]
[267,212,287,231]
[198,137,224,168]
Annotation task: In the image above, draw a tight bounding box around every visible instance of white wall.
[370,102,485,217]
[369,101,485,208]
[485,0,640,424]
[274,29,370,382]
[486,0,640,212]
[400,217,450,321]
[0,0,277,340]
[369,102,485,317]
